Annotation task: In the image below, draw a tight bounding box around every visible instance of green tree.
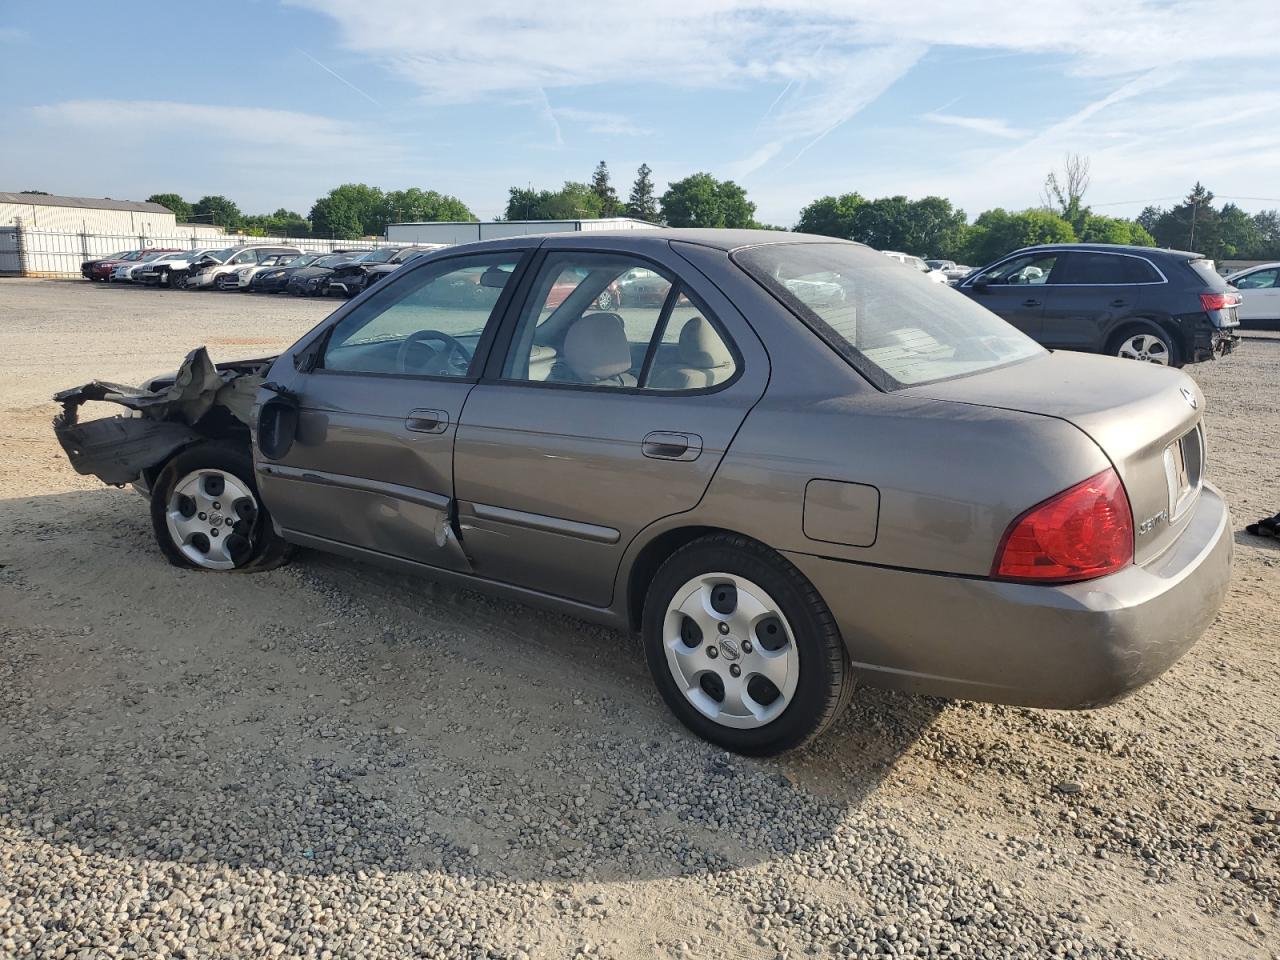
[626,163,659,222]
[503,182,603,221]
[308,184,385,237]
[659,172,756,228]
[795,193,865,238]
[1216,203,1263,258]
[1078,214,1154,246]
[963,208,1076,265]
[193,195,242,231]
[590,161,619,217]
[1148,183,1218,253]
[240,209,312,238]
[383,188,475,224]
[148,193,193,222]
[1250,210,1280,259]
[309,194,363,240]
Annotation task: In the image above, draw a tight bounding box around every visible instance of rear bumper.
[1189,319,1240,362]
[786,482,1232,709]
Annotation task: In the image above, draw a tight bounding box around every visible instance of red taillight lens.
[993,468,1133,583]
[1201,292,1240,311]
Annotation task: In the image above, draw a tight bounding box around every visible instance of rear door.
[254,247,530,569]
[961,251,1063,338]
[452,242,768,607]
[1040,251,1162,350]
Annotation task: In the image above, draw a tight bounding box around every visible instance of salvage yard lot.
[0,278,1277,959]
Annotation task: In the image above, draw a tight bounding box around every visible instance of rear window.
[734,242,1044,390]
[1058,252,1161,284]
[1187,258,1227,289]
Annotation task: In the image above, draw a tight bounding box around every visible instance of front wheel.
[150,443,292,572]
[642,533,854,755]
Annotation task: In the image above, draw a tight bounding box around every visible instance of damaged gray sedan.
[53,230,1232,755]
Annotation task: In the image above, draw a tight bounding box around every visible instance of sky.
[3,1,1279,227]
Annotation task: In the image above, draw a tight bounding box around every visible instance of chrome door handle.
[642,432,702,461]
[405,408,449,434]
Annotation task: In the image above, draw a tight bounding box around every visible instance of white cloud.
[552,108,653,137]
[923,112,1024,140]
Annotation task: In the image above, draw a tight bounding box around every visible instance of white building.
[385,217,661,245]
[0,192,178,235]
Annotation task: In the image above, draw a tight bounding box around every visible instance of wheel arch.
[624,523,758,632]
[1106,315,1182,359]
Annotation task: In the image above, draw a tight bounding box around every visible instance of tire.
[1108,324,1180,367]
[596,289,617,310]
[150,442,292,572]
[641,533,854,755]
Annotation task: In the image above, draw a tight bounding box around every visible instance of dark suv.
[956,243,1240,366]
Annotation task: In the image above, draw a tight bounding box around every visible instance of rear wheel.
[150,443,292,572]
[1110,325,1178,366]
[642,533,854,755]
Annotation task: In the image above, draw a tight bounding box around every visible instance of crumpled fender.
[52,347,270,487]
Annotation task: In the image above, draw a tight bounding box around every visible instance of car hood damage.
[53,347,274,486]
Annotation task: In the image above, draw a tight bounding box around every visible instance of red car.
[85,248,182,281]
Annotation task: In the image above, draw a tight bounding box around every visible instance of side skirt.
[279,527,626,630]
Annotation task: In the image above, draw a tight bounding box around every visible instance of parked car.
[285,253,362,296]
[957,244,1241,365]
[883,250,949,282]
[82,249,137,280]
[249,253,324,294]
[323,247,428,298]
[109,251,167,283]
[86,248,181,282]
[217,252,302,291]
[136,249,223,288]
[186,245,302,290]
[1225,262,1280,326]
[51,230,1232,756]
[354,246,448,294]
[111,250,194,284]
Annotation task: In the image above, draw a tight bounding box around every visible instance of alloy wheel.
[662,573,800,729]
[164,469,258,570]
[1117,333,1170,364]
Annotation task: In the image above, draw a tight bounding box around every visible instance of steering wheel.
[396,329,471,376]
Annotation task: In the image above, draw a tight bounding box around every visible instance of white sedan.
[1226,262,1280,325]
[883,250,949,283]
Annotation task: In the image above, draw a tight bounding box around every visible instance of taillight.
[1200,292,1240,311]
[993,468,1133,583]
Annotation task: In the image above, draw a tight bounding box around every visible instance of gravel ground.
[0,278,1277,959]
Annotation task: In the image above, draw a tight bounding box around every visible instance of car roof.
[433,228,858,258]
[1227,261,1280,276]
[1010,242,1201,260]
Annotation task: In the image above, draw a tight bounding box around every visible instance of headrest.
[677,316,732,369]
[564,313,633,381]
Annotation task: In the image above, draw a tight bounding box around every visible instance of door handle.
[1110,299,1128,307]
[405,408,449,434]
[642,431,703,461]
[1022,298,1041,308]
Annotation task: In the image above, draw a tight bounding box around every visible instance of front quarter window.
[734,242,1044,390]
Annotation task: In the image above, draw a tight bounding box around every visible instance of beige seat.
[649,317,734,389]
[558,312,636,386]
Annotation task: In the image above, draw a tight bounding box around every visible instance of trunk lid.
[901,351,1205,565]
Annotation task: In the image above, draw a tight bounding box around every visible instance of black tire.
[149,442,293,572]
[1107,323,1181,367]
[641,533,854,755]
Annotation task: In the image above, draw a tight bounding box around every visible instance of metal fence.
[0,227,405,279]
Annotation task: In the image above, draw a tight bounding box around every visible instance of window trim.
[306,248,533,383]
[483,246,745,397]
[962,249,1169,288]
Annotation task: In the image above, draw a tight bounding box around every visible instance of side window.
[501,253,736,391]
[1061,252,1160,284]
[1235,268,1279,289]
[230,250,256,265]
[975,253,1059,285]
[322,255,518,377]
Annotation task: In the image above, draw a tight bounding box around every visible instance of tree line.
[144,156,1280,262]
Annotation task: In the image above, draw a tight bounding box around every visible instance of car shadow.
[0,486,948,886]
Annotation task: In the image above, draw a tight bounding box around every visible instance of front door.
[453,247,767,607]
[962,251,1062,338]
[1234,266,1280,322]
[255,250,527,569]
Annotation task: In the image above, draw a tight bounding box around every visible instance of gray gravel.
[0,280,1277,958]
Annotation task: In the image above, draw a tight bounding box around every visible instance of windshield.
[734,242,1045,390]
[313,255,347,267]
